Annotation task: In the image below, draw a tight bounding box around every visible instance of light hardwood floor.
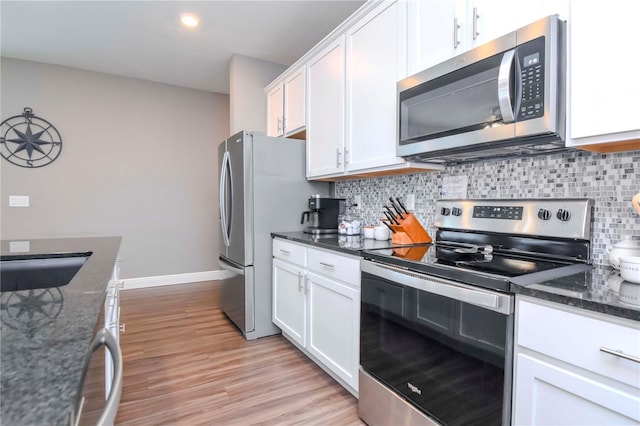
[115,281,364,425]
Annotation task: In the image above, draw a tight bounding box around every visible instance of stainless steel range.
[359,198,594,426]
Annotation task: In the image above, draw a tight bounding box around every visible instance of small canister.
[338,212,362,235]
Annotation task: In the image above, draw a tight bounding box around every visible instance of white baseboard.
[121,270,234,290]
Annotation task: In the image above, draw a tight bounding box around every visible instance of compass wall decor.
[0,107,63,168]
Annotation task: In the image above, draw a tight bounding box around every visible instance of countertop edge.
[272,231,639,322]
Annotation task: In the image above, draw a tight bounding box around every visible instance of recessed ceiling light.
[180,13,200,28]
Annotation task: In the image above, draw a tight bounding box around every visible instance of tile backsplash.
[335,149,640,266]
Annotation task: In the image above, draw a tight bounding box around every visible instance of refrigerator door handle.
[227,150,234,243]
[219,256,245,276]
[219,151,231,247]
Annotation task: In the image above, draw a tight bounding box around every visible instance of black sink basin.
[0,252,92,292]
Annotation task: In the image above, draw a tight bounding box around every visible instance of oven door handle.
[361,260,513,315]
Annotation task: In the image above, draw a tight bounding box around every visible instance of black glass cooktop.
[362,243,575,293]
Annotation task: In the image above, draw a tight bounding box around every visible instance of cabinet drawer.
[273,239,306,266]
[517,299,640,389]
[308,248,360,287]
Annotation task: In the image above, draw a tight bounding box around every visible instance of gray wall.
[336,149,640,267]
[229,54,286,134]
[0,58,230,279]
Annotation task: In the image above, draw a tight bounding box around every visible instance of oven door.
[360,260,514,426]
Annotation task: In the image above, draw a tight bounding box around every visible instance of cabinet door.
[469,0,545,48]
[284,67,306,136]
[406,0,466,75]
[568,0,640,148]
[266,83,284,137]
[346,0,406,172]
[513,353,640,425]
[306,36,346,178]
[272,259,307,347]
[306,272,360,390]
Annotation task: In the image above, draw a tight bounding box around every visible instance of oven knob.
[557,209,571,221]
[451,207,462,216]
[441,207,451,216]
[538,208,551,220]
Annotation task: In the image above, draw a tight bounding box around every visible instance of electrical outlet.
[9,195,29,207]
[354,195,362,209]
[406,194,415,211]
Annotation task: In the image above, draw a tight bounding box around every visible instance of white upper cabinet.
[406,0,563,76]
[346,0,406,172]
[406,0,466,75]
[266,66,306,138]
[266,83,284,137]
[306,37,346,178]
[283,67,306,136]
[567,0,640,151]
[469,0,546,47]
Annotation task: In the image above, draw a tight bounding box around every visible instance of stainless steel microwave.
[397,15,566,164]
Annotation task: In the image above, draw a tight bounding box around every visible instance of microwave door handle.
[498,49,516,123]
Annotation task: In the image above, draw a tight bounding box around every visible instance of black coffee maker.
[300,195,346,235]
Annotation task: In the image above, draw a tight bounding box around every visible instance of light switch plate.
[354,195,362,209]
[9,195,29,207]
[9,241,30,253]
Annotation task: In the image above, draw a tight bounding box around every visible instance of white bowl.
[619,282,640,307]
[606,236,640,269]
[619,256,640,284]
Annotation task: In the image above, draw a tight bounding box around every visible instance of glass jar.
[338,212,362,235]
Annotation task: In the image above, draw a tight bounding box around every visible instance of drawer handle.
[600,347,640,364]
[279,249,291,255]
[120,323,126,334]
[319,262,335,268]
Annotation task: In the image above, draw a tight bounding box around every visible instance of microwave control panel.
[517,36,546,121]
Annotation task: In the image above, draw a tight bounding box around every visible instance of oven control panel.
[434,199,594,240]
[472,206,523,220]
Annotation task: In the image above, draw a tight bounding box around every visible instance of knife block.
[391,232,414,245]
[389,213,432,244]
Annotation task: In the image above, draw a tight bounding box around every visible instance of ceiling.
[0,1,365,94]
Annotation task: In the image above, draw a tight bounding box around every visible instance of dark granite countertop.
[1,236,122,425]
[511,266,640,321]
[273,232,639,322]
[271,231,396,255]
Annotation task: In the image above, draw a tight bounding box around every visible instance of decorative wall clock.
[0,107,63,168]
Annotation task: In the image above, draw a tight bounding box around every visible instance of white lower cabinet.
[272,258,307,347]
[272,238,360,395]
[307,271,360,391]
[513,296,640,425]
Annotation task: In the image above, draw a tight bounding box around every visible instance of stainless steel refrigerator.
[218,131,328,340]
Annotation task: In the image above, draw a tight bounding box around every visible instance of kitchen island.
[0,236,121,425]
